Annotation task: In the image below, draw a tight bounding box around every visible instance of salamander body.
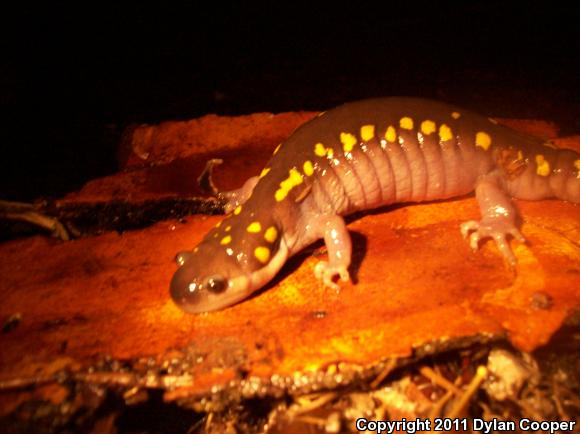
[170,97,580,313]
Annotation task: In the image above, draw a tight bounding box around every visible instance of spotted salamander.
[170,97,580,313]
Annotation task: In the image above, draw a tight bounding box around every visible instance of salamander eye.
[204,276,228,293]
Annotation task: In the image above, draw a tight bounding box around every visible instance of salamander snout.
[170,252,251,313]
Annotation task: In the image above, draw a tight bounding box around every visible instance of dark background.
[1,2,578,202]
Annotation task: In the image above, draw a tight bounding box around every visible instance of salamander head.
[170,218,288,313]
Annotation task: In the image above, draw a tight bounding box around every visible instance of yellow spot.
[275,189,288,202]
[264,226,278,243]
[254,246,271,264]
[475,131,492,150]
[575,159,580,171]
[340,132,357,152]
[385,125,397,143]
[215,220,222,228]
[247,222,261,233]
[517,150,523,160]
[326,147,334,158]
[273,144,281,155]
[400,117,414,130]
[420,120,436,135]
[360,125,375,141]
[225,225,231,232]
[303,160,314,176]
[234,205,242,215]
[288,167,303,185]
[314,142,327,157]
[535,154,550,176]
[439,124,453,141]
[260,167,271,178]
[279,177,292,191]
[220,235,232,245]
[193,247,199,253]
[451,111,461,119]
[275,167,304,201]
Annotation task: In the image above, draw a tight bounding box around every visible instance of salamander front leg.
[460,172,525,266]
[197,159,259,214]
[218,176,259,214]
[308,214,352,290]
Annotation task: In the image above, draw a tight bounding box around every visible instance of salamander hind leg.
[307,214,352,290]
[460,171,526,266]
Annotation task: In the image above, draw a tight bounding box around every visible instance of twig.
[419,366,463,396]
[370,358,397,389]
[447,365,487,418]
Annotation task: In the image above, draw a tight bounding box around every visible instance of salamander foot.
[313,261,350,291]
[460,219,526,266]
